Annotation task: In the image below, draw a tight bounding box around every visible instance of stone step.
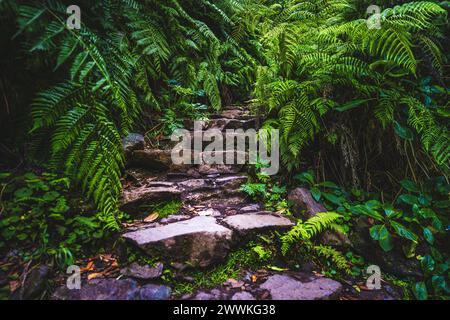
[123,216,233,268]
[222,212,294,236]
[121,175,248,214]
[126,148,249,176]
[188,272,342,300]
[121,213,294,268]
[183,118,256,131]
[121,185,182,212]
[158,129,258,151]
[213,108,253,120]
[259,274,342,300]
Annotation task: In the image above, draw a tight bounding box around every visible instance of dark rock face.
[120,262,164,280]
[21,265,50,299]
[122,216,233,267]
[260,274,342,300]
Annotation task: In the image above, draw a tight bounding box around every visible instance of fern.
[16,0,252,229]
[281,212,343,255]
[313,245,352,275]
[254,0,449,173]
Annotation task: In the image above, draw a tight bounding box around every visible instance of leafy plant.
[252,0,449,176]
[5,0,255,229]
[0,172,107,268]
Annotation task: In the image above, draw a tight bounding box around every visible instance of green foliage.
[252,0,449,173]
[314,245,352,276]
[241,162,291,213]
[0,172,107,268]
[3,0,255,229]
[280,212,344,255]
[294,170,449,299]
[171,245,267,296]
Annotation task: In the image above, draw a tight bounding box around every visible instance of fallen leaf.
[81,261,94,273]
[358,284,371,291]
[88,272,103,280]
[144,212,159,222]
[251,274,257,283]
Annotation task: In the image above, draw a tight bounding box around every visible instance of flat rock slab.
[222,213,293,234]
[120,262,163,280]
[121,185,181,213]
[122,216,233,267]
[184,118,255,130]
[260,274,342,300]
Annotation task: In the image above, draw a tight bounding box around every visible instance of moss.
[139,199,183,219]
[155,199,183,218]
[170,244,273,296]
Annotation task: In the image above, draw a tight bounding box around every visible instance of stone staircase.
[45,106,400,300]
[120,105,294,268]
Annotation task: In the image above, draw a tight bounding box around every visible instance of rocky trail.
[49,106,400,300]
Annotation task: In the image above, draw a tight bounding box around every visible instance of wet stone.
[260,274,342,300]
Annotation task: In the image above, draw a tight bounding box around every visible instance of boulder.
[122,216,233,267]
[288,187,350,247]
[260,274,342,300]
[288,187,326,219]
